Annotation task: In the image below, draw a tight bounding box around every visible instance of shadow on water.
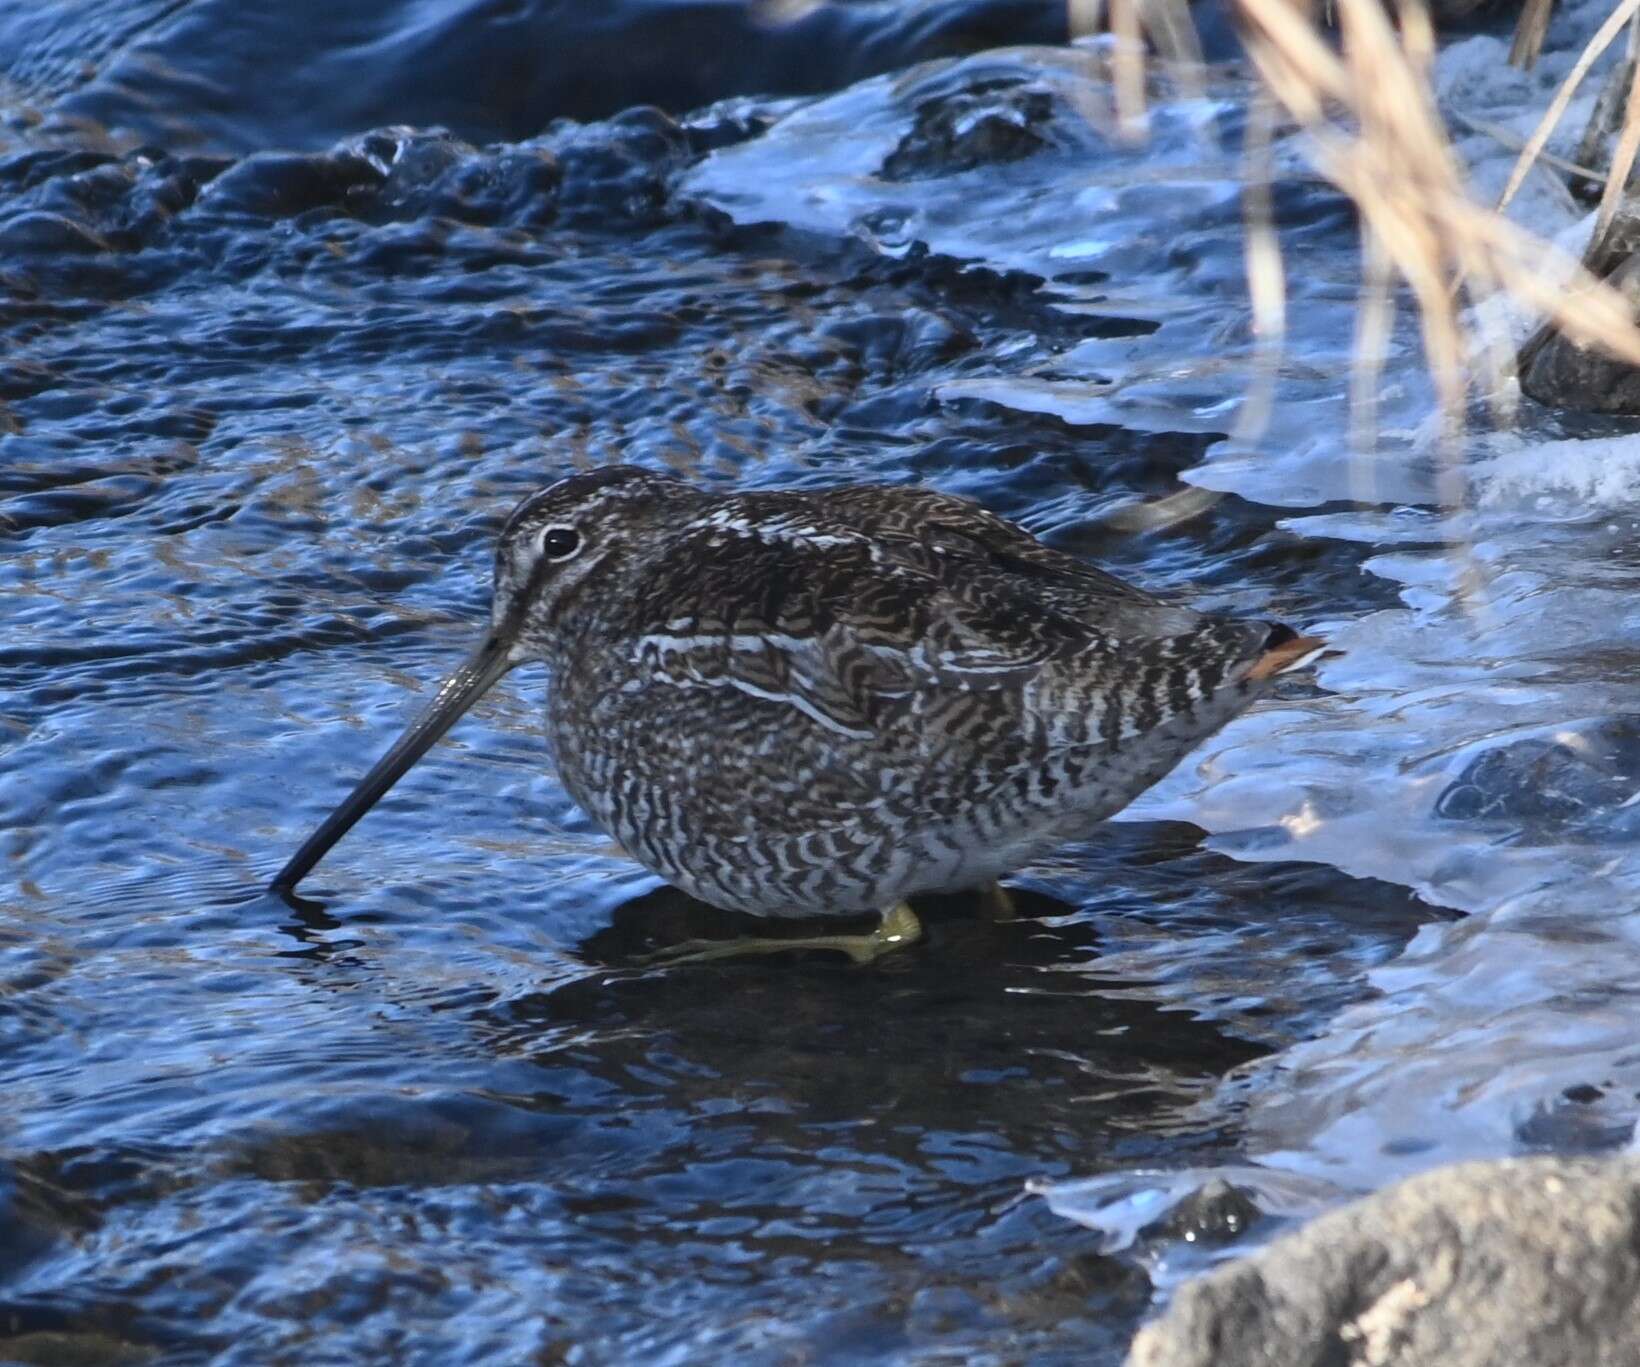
[0,824,1440,1364]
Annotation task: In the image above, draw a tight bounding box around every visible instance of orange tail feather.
[1245,633,1328,682]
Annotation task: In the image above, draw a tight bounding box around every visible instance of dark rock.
[553,106,692,226]
[0,210,111,254]
[1515,1095,1636,1155]
[1519,256,1640,412]
[364,130,524,223]
[0,361,59,401]
[1143,1178,1264,1247]
[1520,209,1640,414]
[0,149,228,257]
[1435,739,1613,824]
[1570,57,1638,202]
[1127,1155,1640,1367]
[0,148,118,195]
[882,75,1060,181]
[0,1330,156,1366]
[681,95,787,156]
[1434,717,1640,839]
[200,149,386,219]
[813,308,978,374]
[905,1284,997,1337]
[1424,0,1496,20]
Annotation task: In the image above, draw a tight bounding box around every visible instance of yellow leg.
[636,902,922,967]
[977,881,1017,922]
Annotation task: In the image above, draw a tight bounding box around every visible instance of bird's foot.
[976,881,1017,923]
[635,902,922,967]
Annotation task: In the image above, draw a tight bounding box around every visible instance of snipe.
[272,466,1321,962]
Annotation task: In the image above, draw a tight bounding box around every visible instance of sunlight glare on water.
[4,0,1632,1359]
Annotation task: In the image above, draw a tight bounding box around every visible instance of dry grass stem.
[1140,0,1207,71]
[1499,0,1640,212]
[1068,0,1206,135]
[1594,55,1640,241]
[1111,0,1147,131]
[1447,108,1605,189]
[1064,0,1640,473]
[1234,92,1288,447]
[1238,0,1640,448]
[1510,0,1558,68]
[1349,230,1397,487]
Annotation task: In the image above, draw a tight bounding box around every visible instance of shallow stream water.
[2,1,1636,1362]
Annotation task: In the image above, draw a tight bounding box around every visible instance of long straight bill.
[271,634,517,893]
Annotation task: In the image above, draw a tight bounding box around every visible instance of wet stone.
[882,76,1060,181]
[1143,1178,1264,1247]
[906,1284,997,1338]
[1519,263,1640,412]
[0,1166,63,1282]
[1424,0,1495,20]
[372,129,475,204]
[1129,1155,1640,1367]
[0,149,118,195]
[1515,1094,1637,1155]
[200,149,386,219]
[0,361,57,401]
[681,95,789,156]
[1521,207,1640,413]
[0,150,229,260]
[349,129,564,228]
[0,1331,156,1367]
[811,308,978,375]
[1570,57,1639,203]
[551,106,693,225]
[1434,717,1640,838]
[0,211,112,255]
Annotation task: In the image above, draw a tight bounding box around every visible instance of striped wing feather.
[622,487,1258,741]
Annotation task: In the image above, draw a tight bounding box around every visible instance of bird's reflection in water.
[222,823,1441,1364]
[501,875,1271,1146]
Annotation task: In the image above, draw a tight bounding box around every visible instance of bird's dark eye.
[539,526,581,560]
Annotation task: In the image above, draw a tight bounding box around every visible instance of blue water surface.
[0,3,1452,1361]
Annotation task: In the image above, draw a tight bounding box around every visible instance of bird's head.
[271,464,692,895]
[489,465,689,659]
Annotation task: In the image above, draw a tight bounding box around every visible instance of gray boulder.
[1519,203,1640,414]
[1128,1155,1640,1367]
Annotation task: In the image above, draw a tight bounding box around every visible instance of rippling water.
[4,0,1618,1361]
[691,6,1640,1230]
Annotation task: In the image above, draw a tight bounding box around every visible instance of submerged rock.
[1434,717,1640,839]
[200,148,385,219]
[881,74,1059,181]
[1143,1178,1266,1248]
[1127,1155,1640,1367]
